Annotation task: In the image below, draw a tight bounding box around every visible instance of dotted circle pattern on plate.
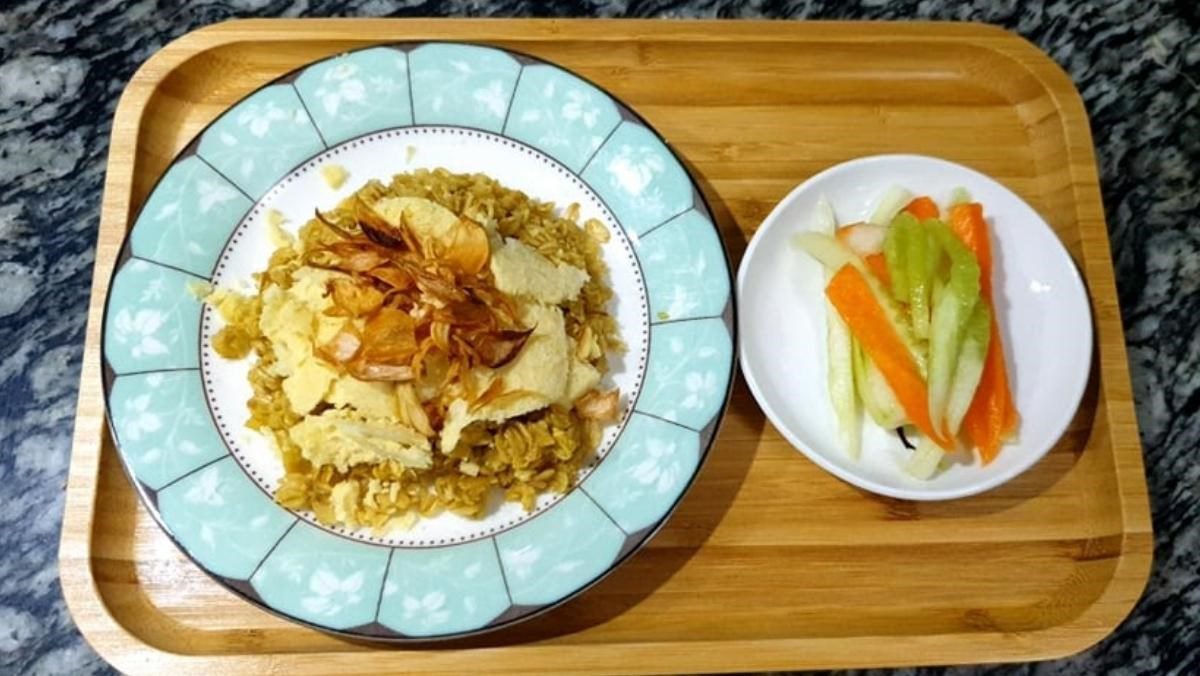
[199,126,649,549]
[99,41,735,642]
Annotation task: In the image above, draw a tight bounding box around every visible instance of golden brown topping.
[584,218,610,243]
[429,320,451,352]
[320,163,349,189]
[358,307,419,367]
[356,197,420,251]
[327,278,385,317]
[576,388,620,422]
[473,388,540,414]
[367,266,413,291]
[465,377,501,409]
[213,325,254,360]
[348,362,415,382]
[396,384,434,437]
[474,327,535,368]
[304,241,389,272]
[313,208,356,240]
[440,216,490,274]
[317,327,361,364]
[431,299,492,328]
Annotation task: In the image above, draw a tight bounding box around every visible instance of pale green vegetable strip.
[828,314,859,458]
[812,195,837,233]
[812,197,860,460]
[937,223,981,300]
[903,437,945,480]
[895,214,941,342]
[874,362,908,427]
[926,221,983,433]
[944,302,991,437]
[931,276,946,315]
[927,278,971,435]
[903,217,931,340]
[883,219,909,302]
[852,340,883,425]
[947,186,972,208]
[854,340,907,429]
[791,231,860,272]
[868,185,914,226]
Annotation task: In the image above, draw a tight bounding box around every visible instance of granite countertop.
[1,0,1195,673]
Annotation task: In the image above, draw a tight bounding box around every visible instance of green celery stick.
[884,215,910,302]
[853,339,907,429]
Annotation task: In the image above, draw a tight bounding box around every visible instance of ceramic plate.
[101,42,734,639]
[738,154,1092,501]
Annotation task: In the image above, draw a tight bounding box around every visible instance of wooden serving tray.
[62,18,1152,674]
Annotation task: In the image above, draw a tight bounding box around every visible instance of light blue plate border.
[100,41,736,642]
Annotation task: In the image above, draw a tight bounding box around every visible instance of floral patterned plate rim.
[100,41,736,641]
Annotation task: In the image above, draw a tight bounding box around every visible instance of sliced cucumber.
[944,302,991,437]
[903,437,945,480]
[868,185,914,227]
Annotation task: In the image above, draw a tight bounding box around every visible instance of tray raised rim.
[59,17,1152,675]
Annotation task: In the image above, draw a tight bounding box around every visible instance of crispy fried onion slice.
[306,202,529,382]
[326,278,384,317]
[576,388,621,422]
[439,215,490,275]
[317,326,361,364]
[355,197,421,251]
[353,197,490,275]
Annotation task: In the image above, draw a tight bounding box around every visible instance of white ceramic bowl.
[737,154,1093,500]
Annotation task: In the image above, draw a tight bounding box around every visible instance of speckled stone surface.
[0,0,1195,673]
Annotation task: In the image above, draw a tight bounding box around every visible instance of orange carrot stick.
[948,203,1018,463]
[825,265,953,449]
[864,252,891,287]
[966,320,1015,463]
[904,196,940,221]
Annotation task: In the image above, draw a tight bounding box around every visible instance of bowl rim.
[736,153,1094,501]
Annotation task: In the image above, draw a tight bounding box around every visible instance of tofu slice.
[489,237,588,305]
[290,408,432,473]
[439,303,572,452]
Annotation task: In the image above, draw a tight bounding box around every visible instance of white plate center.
[200,127,649,546]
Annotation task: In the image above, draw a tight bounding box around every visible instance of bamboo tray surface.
[61,18,1151,675]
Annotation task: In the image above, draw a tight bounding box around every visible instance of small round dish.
[738,154,1092,501]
